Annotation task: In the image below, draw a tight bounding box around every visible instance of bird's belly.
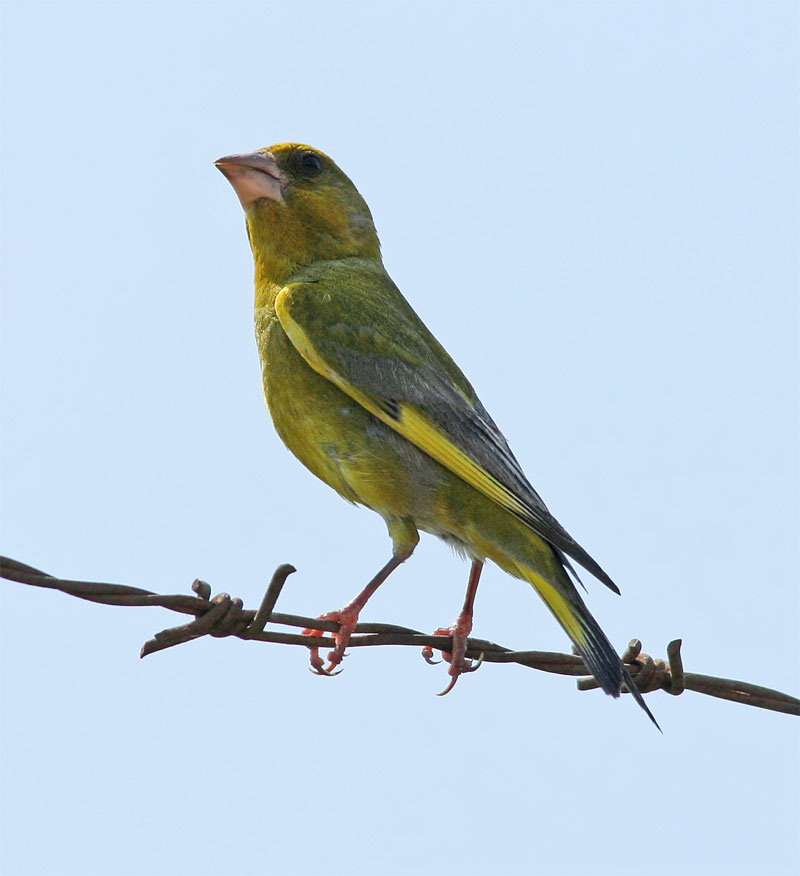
[257,313,438,517]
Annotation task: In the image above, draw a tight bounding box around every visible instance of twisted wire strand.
[2,555,797,716]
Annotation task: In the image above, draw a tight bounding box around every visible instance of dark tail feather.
[574,603,661,731]
[622,665,662,731]
[524,568,661,730]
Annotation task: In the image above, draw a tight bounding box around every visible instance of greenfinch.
[216,143,656,725]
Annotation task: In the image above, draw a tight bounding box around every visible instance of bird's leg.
[303,522,418,677]
[303,555,404,675]
[422,559,484,695]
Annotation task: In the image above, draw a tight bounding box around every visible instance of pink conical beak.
[215,151,285,208]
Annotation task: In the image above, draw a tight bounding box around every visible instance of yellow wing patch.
[396,405,530,516]
[276,286,534,526]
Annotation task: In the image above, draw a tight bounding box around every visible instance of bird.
[215,142,658,726]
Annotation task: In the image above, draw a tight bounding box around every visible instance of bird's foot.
[303,605,360,676]
[421,612,484,696]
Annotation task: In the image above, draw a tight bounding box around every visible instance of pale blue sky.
[1,2,798,874]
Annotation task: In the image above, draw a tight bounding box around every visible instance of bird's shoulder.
[282,258,481,407]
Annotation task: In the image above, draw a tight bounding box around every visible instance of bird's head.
[216,143,380,285]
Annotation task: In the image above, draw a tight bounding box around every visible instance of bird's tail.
[520,565,660,730]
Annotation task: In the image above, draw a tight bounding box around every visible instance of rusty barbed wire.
[1,554,797,716]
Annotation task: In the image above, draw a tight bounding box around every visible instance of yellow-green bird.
[216,142,657,725]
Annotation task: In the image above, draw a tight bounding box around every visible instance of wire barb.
[1,555,797,716]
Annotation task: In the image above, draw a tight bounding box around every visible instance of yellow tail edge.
[519,563,661,731]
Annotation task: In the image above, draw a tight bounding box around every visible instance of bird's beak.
[215,151,285,208]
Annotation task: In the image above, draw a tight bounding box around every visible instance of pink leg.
[303,553,407,676]
[422,559,485,695]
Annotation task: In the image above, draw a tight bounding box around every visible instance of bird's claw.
[437,675,460,697]
[308,664,343,677]
[421,626,452,667]
[302,607,360,677]
[436,649,485,695]
[426,622,483,695]
[421,643,441,665]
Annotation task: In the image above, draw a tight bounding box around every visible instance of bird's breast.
[255,309,438,518]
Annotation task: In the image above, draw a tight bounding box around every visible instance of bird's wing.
[275,268,619,592]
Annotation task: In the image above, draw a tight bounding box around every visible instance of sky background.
[1,2,798,874]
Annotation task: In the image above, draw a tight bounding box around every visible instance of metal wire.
[2,555,797,716]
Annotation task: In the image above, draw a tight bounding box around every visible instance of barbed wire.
[2,554,797,716]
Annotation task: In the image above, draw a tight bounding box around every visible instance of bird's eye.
[299,151,323,176]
